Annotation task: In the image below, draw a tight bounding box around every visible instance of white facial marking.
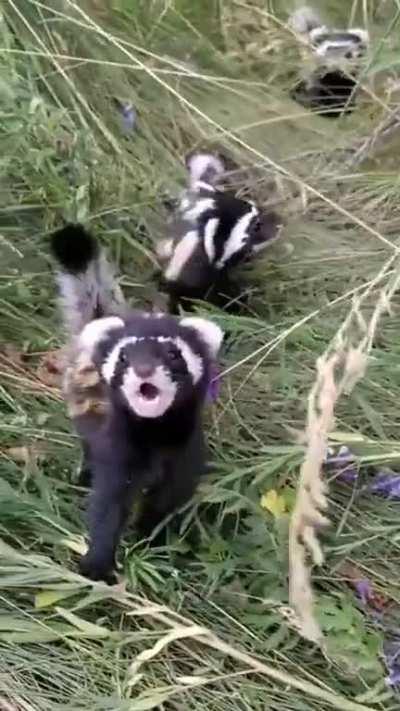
[180,196,191,210]
[186,153,225,189]
[78,317,124,354]
[193,180,216,193]
[102,335,177,383]
[308,26,331,42]
[179,185,215,214]
[180,317,224,359]
[310,26,369,45]
[216,205,258,268]
[134,336,171,342]
[121,365,177,418]
[203,217,219,263]
[183,198,215,222]
[351,29,369,45]
[314,40,357,57]
[309,27,369,60]
[164,230,199,282]
[174,337,203,383]
[156,238,174,261]
[101,336,138,383]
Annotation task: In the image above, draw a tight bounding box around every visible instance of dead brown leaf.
[337,560,391,612]
[0,344,25,365]
[36,348,66,387]
[5,443,47,466]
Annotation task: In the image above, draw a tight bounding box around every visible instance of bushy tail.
[50,224,125,338]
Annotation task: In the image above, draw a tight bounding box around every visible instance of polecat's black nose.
[133,361,156,379]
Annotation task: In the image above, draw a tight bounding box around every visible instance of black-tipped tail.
[50,224,99,274]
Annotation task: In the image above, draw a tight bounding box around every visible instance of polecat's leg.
[77,441,92,487]
[79,449,139,583]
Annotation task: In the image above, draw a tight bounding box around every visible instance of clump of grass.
[1,1,400,709]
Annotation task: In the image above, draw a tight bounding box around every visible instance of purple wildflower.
[326,446,400,498]
[354,578,373,605]
[119,103,136,132]
[384,639,400,688]
[369,471,400,500]
[325,446,359,483]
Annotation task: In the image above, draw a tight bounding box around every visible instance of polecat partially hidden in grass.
[156,152,282,312]
[289,6,369,117]
[50,224,224,583]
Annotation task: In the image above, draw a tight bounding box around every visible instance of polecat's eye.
[119,350,127,364]
[167,346,181,362]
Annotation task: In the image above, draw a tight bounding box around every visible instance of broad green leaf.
[260,489,286,518]
[35,589,76,609]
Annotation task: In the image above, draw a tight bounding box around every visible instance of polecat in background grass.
[156,151,282,313]
[50,224,224,583]
[289,6,369,117]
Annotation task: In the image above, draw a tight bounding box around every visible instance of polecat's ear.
[78,317,124,353]
[180,317,224,359]
[185,152,226,190]
[288,6,324,35]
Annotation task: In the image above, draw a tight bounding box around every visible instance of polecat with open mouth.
[50,224,224,583]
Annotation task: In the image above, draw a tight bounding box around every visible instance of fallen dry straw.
[289,250,400,643]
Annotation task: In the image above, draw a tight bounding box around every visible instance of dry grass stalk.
[349,108,400,168]
[121,593,379,711]
[289,252,400,643]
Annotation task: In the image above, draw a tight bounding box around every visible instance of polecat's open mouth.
[139,382,160,400]
[122,369,176,418]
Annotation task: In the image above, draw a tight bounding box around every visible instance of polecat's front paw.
[79,553,117,585]
[77,464,92,487]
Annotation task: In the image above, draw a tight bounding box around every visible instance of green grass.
[1,0,400,709]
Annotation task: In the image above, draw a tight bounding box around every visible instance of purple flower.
[119,103,136,132]
[325,447,400,498]
[384,639,400,687]
[369,471,400,500]
[354,579,373,605]
[325,446,359,483]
